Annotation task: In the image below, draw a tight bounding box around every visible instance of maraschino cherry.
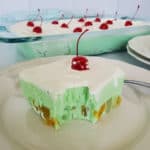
[94,13,101,22]
[106,10,118,25]
[71,29,89,71]
[27,21,34,27]
[78,8,88,23]
[51,20,59,25]
[99,23,109,30]
[73,27,82,33]
[84,21,93,26]
[51,14,64,25]
[124,4,140,26]
[27,8,42,28]
[95,11,109,30]
[125,20,133,26]
[32,9,43,33]
[105,10,119,26]
[33,26,42,33]
[78,18,85,22]
[61,23,69,28]
[60,16,73,28]
[106,20,113,25]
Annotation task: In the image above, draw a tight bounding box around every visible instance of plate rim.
[127,44,150,65]
[128,35,150,59]
[0,55,150,150]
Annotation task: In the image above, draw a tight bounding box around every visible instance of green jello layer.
[20,77,124,129]
[17,26,150,59]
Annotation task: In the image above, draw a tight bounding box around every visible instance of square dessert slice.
[19,57,124,129]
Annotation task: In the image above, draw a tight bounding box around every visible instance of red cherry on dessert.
[33,26,42,33]
[106,20,113,25]
[51,20,59,25]
[27,21,34,27]
[99,23,109,30]
[73,27,82,33]
[71,56,89,71]
[61,23,69,28]
[78,18,85,22]
[94,17,101,22]
[84,21,93,26]
[124,20,133,26]
[71,29,89,71]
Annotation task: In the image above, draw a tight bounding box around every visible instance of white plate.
[127,44,150,65]
[0,56,150,150]
[128,35,150,61]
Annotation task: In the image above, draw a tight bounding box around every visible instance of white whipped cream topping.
[9,18,148,37]
[19,57,124,95]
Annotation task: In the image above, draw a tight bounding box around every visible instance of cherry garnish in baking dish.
[61,23,69,28]
[99,23,109,30]
[94,13,101,22]
[105,9,119,26]
[84,21,93,26]
[78,18,85,22]
[105,12,118,25]
[125,20,133,26]
[60,15,73,28]
[33,26,42,33]
[71,29,89,71]
[73,27,82,33]
[32,9,43,33]
[27,21,34,27]
[106,20,113,25]
[124,4,140,26]
[96,11,108,30]
[51,20,59,25]
[78,8,88,23]
[95,17,101,22]
[51,14,64,25]
[27,8,42,28]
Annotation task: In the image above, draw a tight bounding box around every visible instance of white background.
[0,0,149,19]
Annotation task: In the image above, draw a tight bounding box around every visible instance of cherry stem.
[132,4,140,20]
[84,8,88,19]
[76,29,89,56]
[96,13,99,18]
[59,13,65,20]
[40,15,43,26]
[67,16,74,25]
[33,8,43,26]
[33,8,40,21]
[114,11,118,20]
[115,0,119,20]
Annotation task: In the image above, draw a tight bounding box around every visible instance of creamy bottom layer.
[20,77,123,129]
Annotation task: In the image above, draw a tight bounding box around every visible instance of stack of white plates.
[127,35,150,65]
